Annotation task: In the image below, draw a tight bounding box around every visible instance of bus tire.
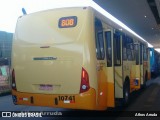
[123,81,130,106]
[145,71,148,82]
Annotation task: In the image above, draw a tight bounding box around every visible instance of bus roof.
[19,6,148,45]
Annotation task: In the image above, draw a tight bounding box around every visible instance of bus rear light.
[80,67,90,93]
[12,69,17,90]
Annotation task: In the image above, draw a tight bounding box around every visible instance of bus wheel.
[145,72,148,82]
[123,81,130,106]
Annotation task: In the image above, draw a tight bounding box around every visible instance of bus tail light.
[12,69,17,90]
[80,67,90,93]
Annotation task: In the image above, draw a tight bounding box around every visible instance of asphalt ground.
[1,77,160,120]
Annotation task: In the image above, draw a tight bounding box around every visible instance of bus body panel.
[12,8,95,95]
[12,7,106,110]
[12,88,97,110]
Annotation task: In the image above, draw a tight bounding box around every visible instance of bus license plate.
[39,85,53,90]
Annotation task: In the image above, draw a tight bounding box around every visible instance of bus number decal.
[58,96,75,102]
[58,16,77,28]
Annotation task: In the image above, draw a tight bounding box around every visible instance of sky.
[0,0,92,33]
[0,0,158,50]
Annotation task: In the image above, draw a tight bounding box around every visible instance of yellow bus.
[11,6,150,110]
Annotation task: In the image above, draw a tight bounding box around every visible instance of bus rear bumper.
[12,88,97,110]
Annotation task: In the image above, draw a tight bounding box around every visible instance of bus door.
[140,44,144,86]
[95,18,107,108]
[113,31,123,100]
[134,43,141,90]
[104,29,115,107]
[143,45,149,83]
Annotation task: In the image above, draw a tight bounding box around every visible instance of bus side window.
[135,44,139,65]
[95,18,105,60]
[143,45,148,61]
[114,33,121,66]
[95,34,101,59]
[105,31,112,67]
[123,35,127,60]
[126,37,134,61]
[140,43,143,64]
